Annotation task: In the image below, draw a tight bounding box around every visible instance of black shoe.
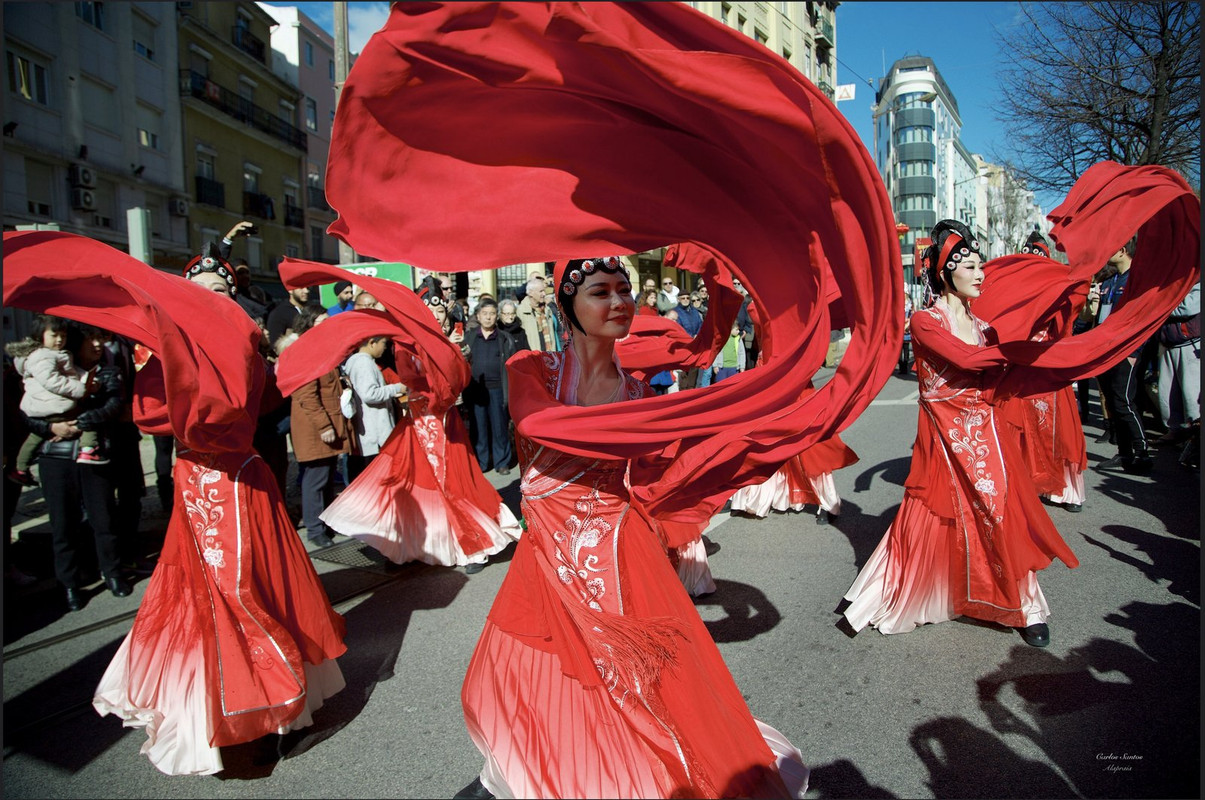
[1062,502,1082,513]
[1097,455,1126,470]
[1019,622,1050,648]
[453,777,495,800]
[1123,455,1153,475]
[816,509,833,525]
[1094,427,1112,443]
[496,467,510,476]
[465,559,488,575]
[65,587,87,612]
[309,535,335,550]
[104,575,132,597]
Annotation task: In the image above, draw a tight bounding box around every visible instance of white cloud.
[348,2,391,54]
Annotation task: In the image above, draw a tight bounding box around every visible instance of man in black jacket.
[463,299,525,476]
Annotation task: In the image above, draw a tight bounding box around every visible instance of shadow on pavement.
[2,635,130,772]
[972,599,1199,799]
[694,578,781,643]
[1090,457,1201,541]
[851,456,912,495]
[805,758,898,798]
[1083,525,1200,606]
[217,563,470,780]
[910,715,1075,798]
[824,497,899,579]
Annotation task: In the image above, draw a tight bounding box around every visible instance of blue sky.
[271,1,1060,212]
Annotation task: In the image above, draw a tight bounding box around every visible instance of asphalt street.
[3,365,1200,799]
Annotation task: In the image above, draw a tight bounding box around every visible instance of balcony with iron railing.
[243,190,276,220]
[232,26,266,64]
[818,80,834,97]
[816,18,834,48]
[179,70,307,151]
[195,175,225,208]
[307,184,330,211]
[284,202,304,228]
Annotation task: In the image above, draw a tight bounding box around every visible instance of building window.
[243,164,261,193]
[305,97,318,131]
[279,100,295,127]
[310,224,325,260]
[75,2,106,31]
[25,160,53,217]
[329,59,335,81]
[720,3,730,25]
[132,13,156,61]
[6,51,49,105]
[754,29,768,46]
[136,104,162,150]
[196,151,215,180]
[286,244,300,258]
[81,78,118,133]
[737,13,747,31]
[304,41,314,66]
[246,237,263,270]
[783,47,792,63]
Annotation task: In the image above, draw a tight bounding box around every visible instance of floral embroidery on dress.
[552,485,614,611]
[1032,397,1051,428]
[410,394,446,483]
[182,462,227,572]
[248,643,277,671]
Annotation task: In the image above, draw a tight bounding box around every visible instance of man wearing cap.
[327,280,356,316]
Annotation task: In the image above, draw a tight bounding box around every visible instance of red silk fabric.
[971,162,1199,397]
[326,1,903,525]
[615,242,746,379]
[3,231,264,453]
[273,258,470,410]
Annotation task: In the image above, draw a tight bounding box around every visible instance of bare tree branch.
[991,1,1200,194]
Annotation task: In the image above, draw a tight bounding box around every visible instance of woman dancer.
[843,220,1080,648]
[4,233,346,775]
[275,262,520,571]
[1003,232,1088,513]
[459,257,807,798]
[729,380,859,525]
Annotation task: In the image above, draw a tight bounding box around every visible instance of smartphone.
[243,225,259,236]
[453,322,464,336]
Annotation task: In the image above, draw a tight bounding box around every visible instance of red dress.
[319,388,521,566]
[274,261,521,568]
[1007,385,1087,505]
[462,350,808,799]
[3,231,347,776]
[843,299,1080,634]
[730,383,859,517]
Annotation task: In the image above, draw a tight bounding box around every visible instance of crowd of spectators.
[6,234,1197,610]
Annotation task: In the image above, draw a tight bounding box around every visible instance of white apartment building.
[872,56,978,281]
[3,2,189,263]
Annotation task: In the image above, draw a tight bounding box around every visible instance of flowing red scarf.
[325,1,902,526]
[3,231,264,453]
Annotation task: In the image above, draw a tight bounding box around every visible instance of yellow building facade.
[176,2,305,288]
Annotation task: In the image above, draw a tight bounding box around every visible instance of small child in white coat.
[5,315,103,485]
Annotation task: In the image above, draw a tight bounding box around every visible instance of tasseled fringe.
[560,594,688,698]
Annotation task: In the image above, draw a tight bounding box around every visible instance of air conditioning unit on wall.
[69,163,96,188]
[169,197,189,217]
[71,188,97,211]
